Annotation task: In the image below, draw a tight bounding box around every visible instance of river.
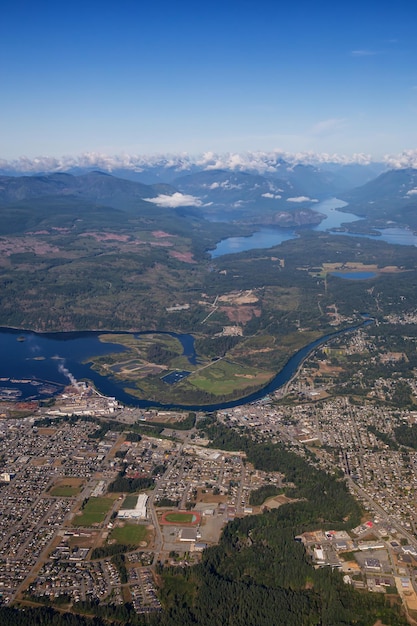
[0,321,371,411]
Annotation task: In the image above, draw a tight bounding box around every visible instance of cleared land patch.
[50,478,84,497]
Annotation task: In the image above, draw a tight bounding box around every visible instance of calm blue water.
[332,227,417,247]
[0,322,370,410]
[0,329,196,405]
[312,198,360,231]
[210,198,362,257]
[210,227,297,258]
[210,198,417,256]
[331,272,377,280]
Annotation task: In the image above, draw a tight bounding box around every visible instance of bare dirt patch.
[196,489,228,504]
[317,362,343,375]
[169,251,196,263]
[37,427,57,435]
[218,290,259,305]
[152,230,174,238]
[57,477,85,487]
[220,306,262,323]
[260,494,294,510]
[67,531,100,549]
[0,237,61,256]
[32,458,47,466]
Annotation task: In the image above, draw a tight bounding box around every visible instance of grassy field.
[72,497,114,527]
[50,478,84,497]
[120,495,138,509]
[109,523,148,545]
[98,332,183,353]
[164,512,194,524]
[188,359,273,395]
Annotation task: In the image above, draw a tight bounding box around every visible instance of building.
[179,528,197,542]
[118,494,148,519]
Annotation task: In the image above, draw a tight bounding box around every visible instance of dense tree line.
[107,470,154,493]
[367,425,399,450]
[394,423,417,449]
[249,484,283,506]
[90,543,135,560]
[155,497,179,507]
[111,554,128,584]
[195,335,241,358]
[146,343,179,364]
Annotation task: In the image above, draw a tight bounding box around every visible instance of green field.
[164,512,195,524]
[72,497,114,527]
[188,360,273,395]
[109,524,148,545]
[120,495,138,509]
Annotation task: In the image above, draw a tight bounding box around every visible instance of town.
[2,316,417,619]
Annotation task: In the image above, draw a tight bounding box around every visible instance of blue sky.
[1,0,417,160]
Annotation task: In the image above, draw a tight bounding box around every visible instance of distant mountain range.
[341,168,417,229]
[1,154,417,231]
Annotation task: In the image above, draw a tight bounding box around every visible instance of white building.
[118,494,148,519]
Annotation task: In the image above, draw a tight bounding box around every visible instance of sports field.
[161,510,201,525]
[110,523,148,545]
[72,497,114,527]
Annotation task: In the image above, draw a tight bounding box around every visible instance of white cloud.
[384,150,417,169]
[0,149,376,176]
[144,192,205,208]
[262,192,282,199]
[206,180,243,190]
[287,196,316,203]
[406,188,417,196]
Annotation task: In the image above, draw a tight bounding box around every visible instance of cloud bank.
[384,150,417,169]
[0,149,376,177]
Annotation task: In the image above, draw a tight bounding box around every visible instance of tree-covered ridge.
[156,515,405,626]
[152,422,405,626]
[201,421,361,527]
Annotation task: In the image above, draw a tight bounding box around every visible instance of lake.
[210,227,297,258]
[210,198,417,257]
[332,227,417,247]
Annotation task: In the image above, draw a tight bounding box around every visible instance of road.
[347,477,417,547]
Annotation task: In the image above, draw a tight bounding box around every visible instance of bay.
[0,321,370,411]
